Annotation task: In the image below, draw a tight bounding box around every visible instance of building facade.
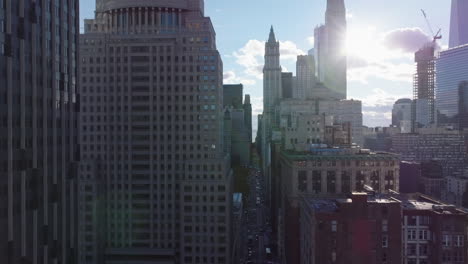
[300,193,402,264]
[391,128,466,178]
[223,84,243,109]
[281,72,293,99]
[314,0,347,99]
[449,0,468,48]
[413,45,436,127]
[399,194,468,264]
[295,55,316,99]
[79,1,232,263]
[392,98,412,132]
[278,148,400,264]
[0,0,80,263]
[436,44,468,126]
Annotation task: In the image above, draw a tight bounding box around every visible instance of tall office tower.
[413,45,436,127]
[223,84,243,109]
[263,26,282,125]
[281,72,293,99]
[243,94,253,143]
[314,25,327,83]
[436,45,468,126]
[449,0,468,48]
[0,0,80,263]
[296,55,316,99]
[324,0,347,99]
[261,26,282,185]
[79,1,232,263]
[458,81,468,130]
[392,98,412,132]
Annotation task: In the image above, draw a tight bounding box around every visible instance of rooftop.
[282,148,399,161]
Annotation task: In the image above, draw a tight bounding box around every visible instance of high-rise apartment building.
[79,1,232,263]
[0,0,80,263]
[436,44,468,126]
[449,0,468,48]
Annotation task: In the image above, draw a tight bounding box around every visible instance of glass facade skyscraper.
[435,44,468,126]
[449,0,468,48]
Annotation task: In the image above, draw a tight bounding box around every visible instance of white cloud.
[233,40,264,79]
[352,88,411,127]
[279,41,305,60]
[307,36,315,46]
[232,39,305,79]
[223,70,256,85]
[346,26,432,84]
[348,61,415,84]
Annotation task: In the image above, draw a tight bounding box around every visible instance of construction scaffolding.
[413,44,436,128]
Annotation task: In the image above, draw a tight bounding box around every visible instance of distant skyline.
[80,0,452,129]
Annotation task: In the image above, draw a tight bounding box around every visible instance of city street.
[239,165,276,264]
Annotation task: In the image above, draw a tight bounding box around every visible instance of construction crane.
[421,9,442,43]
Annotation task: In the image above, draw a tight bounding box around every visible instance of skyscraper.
[281,72,293,99]
[261,26,282,194]
[0,0,80,263]
[79,1,232,263]
[263,26,282,122]
[436,45,468,126]
[326,0,347,99]
[392,98,412,132]
[449,0,468,48]
[314,25,327,84]
[413,44,436,126]
[295,55,316,99]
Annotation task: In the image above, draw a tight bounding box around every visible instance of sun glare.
[346,26,380,60]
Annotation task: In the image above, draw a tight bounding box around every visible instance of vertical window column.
[178,9,182,29]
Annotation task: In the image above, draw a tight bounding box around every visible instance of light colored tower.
[296,55,317,99]
[449,0,468,48]
[325,0,347,99]
[261,26,282,219]
[79,0,232,263]
[263,26,282,120]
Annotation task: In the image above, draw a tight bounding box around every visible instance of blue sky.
[80,0,452,128]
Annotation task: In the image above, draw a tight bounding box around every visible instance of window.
[407,244,416,256]
[382,220,388,232]
[298,171,307,192]
[331,221,337,232]
[407,229,416,240]
[456,235,464,247]
[419,244,428,256]
[382,235,388,248]
[443,235,450,247]
[419,230,429,240]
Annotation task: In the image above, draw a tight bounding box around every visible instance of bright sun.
[346,27,380,60]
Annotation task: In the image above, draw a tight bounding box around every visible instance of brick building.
[300,193,402,264]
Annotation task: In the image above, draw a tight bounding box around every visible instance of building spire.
[268,26,276,42]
